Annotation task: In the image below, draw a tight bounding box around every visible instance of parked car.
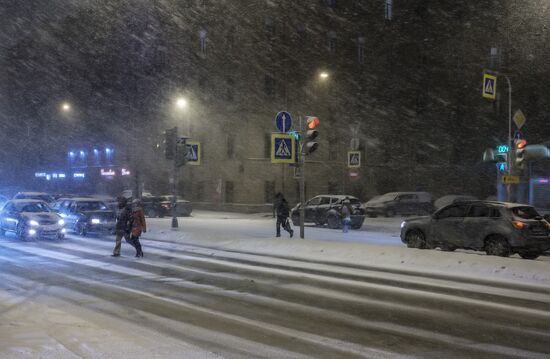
[12,191,55,205]
[52,198,116,236]
[158,195,193,217]
[400,200,550,259]
[141,195,169,218]
[433,195,477,210]
[290,195,366,230]
[365,192,433,217]
[0,199,65,239]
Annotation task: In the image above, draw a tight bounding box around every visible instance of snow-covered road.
[0,211,549,358]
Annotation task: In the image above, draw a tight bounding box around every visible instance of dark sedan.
[53,198,116,236]
[400,200,550,259]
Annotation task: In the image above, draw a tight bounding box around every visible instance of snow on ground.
[145,211,550,287]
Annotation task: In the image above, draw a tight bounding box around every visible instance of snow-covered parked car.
[0,199,66,239]
[290,195,365,229]
[400,200,550,260]
[365,192,433,217]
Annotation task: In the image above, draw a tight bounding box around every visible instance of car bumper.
[85,222,116,233]
[510,235,550,252]
[28,226,65,238]
[365,208,384,215]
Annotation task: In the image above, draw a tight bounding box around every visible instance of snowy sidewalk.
[143,214,550,288]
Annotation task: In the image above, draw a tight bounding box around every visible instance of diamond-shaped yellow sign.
[513,109,526,129]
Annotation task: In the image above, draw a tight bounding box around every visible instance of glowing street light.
[319,72,329,80]
[60,102,71,112]
[176,97,188,110]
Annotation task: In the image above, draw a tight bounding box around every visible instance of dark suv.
[400,200,550,259]
[291,195,366,230]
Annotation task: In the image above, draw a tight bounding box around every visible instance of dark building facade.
[2,0,550,207]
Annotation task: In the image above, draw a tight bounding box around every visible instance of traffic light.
[305,116,319,155]
[514,139,527,170]
[164,128,177,160]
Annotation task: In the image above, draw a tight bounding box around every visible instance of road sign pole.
[504,74,512,202]
[171,127,179,229]
[299,115,305,239]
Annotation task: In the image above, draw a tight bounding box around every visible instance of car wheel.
[0,226,5,236]
[406,229,426,249]
[367,213,377,218]
[351,223,362,230]
[440,245,456,252]
[385,209,396,217]
[485,235,511,257]
[519,252,540,260]
[57,233,65,240]
[291,216,300,226]
[327,215,340,229]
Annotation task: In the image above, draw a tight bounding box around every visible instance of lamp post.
[170,96,189,229]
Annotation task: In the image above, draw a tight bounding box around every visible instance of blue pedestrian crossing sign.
[271,133,295,163]
[348,151,361,168]
[275,111,292,133]
[482,73,497,100]
[185,141,201,165]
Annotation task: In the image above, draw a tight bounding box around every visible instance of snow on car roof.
[10,199,46,204]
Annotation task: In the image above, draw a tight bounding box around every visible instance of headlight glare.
[58,219,65,226]
[400,221,406,229]
[91,218,100,224]
[29,220,39,226]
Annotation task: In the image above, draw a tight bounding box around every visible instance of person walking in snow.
[274,192,293,238]
[341,198,352,233]
[129,198,146,257]
[112,196,133,257]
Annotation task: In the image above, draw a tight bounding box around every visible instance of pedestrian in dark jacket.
[274,192,293,238]
[129,199,146,257]
[112,196,132,257]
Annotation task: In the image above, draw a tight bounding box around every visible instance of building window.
[226,77,234,101]
[328,134,338,161]
[264,134,271,158]
[357,36,365,64]
[264,17,275,38]
[264,74,275,96]
[264,181,275,203]
[327,31,337,53]
[199,29,207,55]
[226,134,235,159]
[385,0,392,20]
[225,181,234,203]
[195,181,205,201]
[328,181,338,194]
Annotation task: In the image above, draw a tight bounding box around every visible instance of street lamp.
[176,97,188,110]
[319,72,329,80]
[60,102,71,112]
[174,96,190,136]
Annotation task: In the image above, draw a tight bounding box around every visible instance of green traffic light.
[289,131,301,141]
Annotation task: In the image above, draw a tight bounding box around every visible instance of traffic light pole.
[504,74,512,202]
[299,115,305,239]
[171,127,179,229]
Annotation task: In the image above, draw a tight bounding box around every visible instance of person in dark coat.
[274,192,293,238]
[112,196,132,257]
[129,198,146,257]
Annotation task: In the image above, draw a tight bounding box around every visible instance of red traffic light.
[307,116,320,129]
[515,139,527,149]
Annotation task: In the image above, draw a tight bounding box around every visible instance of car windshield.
[16,202,51,213]
[374,193,397,202]
[512,206,540,220]
[77,201,108,211]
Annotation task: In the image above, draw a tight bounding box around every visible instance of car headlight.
[91,218,100,224]
[401,221,406,229]
[58,219,65,226]
[29,220,39,226]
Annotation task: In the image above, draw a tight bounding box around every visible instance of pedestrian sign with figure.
[347,151,361,168]
[271,133,295,163]
[185,141,201,165]
[482,73,497,100]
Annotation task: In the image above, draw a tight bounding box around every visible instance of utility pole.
[298,115,306,239]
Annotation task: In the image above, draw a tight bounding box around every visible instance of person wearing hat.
[129,198,146,257]
[273,192,293,238]
[112,196,133,257]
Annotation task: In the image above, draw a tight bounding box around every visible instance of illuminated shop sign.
[100,168,116,176]
[121,168,131,176]
[35,172,47,178]
[73,172,86,178]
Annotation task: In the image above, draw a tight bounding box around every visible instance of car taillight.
[512,221,526,230]
[544,221,550,230]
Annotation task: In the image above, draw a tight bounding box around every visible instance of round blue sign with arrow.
[275,111,292,133]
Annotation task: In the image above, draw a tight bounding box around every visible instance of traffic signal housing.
[514,139,527,170]
[305,116,319,155]
[175,140,189,167]
[164,128,177,160]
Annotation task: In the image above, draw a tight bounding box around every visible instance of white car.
[0,200,66,239]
